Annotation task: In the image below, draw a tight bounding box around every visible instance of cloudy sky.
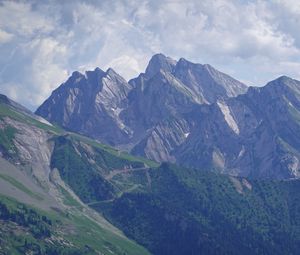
[0,0,300,110]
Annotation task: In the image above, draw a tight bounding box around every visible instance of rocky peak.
[35,67,133,144]
[0,94,9,104]
[264,76,300,93]
[36,53,250,164]
[62,68,106,91]
[106,67,119,77]
[145,53,177,78]
[105,67,129,85]
[173,58,247,103]
[175,57,195,68]
[246,76,300,103]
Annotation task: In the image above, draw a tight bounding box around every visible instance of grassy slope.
[0,194,149,255]
[97,164,300,255]
[0,103,62,134]
[0,101,158,168]
[69,132,159,168]
[43,112,300,255]
[0,155,150,255]
[48,134,300,255]
[5,96,300,254]
[50,135,154,203]
[0,102,151,254]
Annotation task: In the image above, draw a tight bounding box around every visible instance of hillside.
[2,91,300,254]
[92,164,300,255]
[0,94,150,255]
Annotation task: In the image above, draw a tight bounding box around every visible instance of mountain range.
[37,54,300,179]
[1,54,300,254]
[1,91,300,255]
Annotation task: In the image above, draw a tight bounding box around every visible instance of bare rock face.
[173,58,247,103]
[132,117,190,163]
[144,53,177,78]
[36,68,132,145]
[123,54,247,164]
[4,118,53,184]
[36,53,247,161]
[34,54,300,179]
[175,76,300,179]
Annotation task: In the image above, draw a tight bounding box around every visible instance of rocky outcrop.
[35,54,300,178]
[36,53,247,162]
[36,68,133,145]
[175,76,300,179]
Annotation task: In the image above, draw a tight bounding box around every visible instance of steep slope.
[125,54,247,161]
[172,57,247,103]
[3,93,300,254]
[0,95,151,255]
[35,54,300,179]
[132,53,247,102]
[60,160,300,255]
[36,54,247,159]
[176,76,300,179]
[97,164,300,255]
[36,68,132,145]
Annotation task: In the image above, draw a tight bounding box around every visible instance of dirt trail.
[105,167,150,180]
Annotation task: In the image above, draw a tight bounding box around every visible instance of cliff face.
[175,76,300,179]
[36,67,133,145]
[36,54,300,179]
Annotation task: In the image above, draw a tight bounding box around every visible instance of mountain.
[36,53,300,179]
[36,53,247,161]
[36,67,132,145]
[0,94,150,254]
[2,93,300,254]
[175,76,300,179]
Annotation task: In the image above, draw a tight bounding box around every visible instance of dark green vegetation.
[0,195,91,255]
[49,131,300,255]
[51,135,116,203]
[51,135,153,203]
[94,164,300,255]
[0,97,150,255]
[2,92,300,254]
[0,197,51,239]
[0,193,150,255]
[0,125,17,158]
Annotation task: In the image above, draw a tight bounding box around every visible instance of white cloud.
[0,0,300,110]
[0,29,13,43]
[0,1,55,37]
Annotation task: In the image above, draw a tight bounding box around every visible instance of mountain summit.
[36,54,247,150]
[35,54,300,179]
[145,53,177,78]
[36,67,132,145]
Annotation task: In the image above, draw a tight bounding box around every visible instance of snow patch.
[238,146,245,158]
[111,107,122,117]
[217,101,240,135]
[212,148,225,169]
[184,132,190,138]
[34,116,53,126]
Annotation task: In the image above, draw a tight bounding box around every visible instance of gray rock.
[34,55,300,179]
[175,76,300,179]
[36,67,133,145]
